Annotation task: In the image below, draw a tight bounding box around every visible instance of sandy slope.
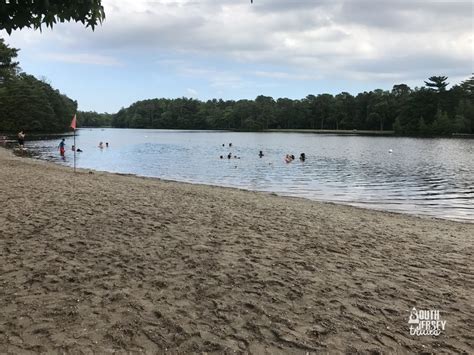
[0,147,472,354]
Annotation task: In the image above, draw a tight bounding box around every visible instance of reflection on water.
[27,129,474,223]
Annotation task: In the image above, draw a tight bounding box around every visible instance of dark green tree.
[0,73,76,132]
[99,76,471,137]
[77,111,112,127]
[0,38,19,82]
[255,95,275,129]
[0,0,105,34]
[275,98,296,129]
[424,76,449,92]
[431,109,452,135]
[460,74,473,96]
[392,117,402,134]
[418,117,429,135]
[392,84,412,97]
[333,92,355,130]
[368,89,390,131]
[314,94,334,129]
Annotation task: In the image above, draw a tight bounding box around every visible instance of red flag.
[70,114,77,130]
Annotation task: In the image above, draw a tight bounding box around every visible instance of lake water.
[26,128,473,223]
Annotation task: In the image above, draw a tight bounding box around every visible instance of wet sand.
[0,147,472,354]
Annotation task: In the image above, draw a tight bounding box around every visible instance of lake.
[26,128,473,223]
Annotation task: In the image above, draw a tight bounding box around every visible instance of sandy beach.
[0,147,472,354]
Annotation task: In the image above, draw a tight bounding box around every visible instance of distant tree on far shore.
[77,111,112,128]
[108,75,473,137]
[425,76,449,92]
[1,33,472,137]
[460,74,474,95]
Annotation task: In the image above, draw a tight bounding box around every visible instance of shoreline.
[6,144,472,225]
[264,129,395,136]
[0,146,473,353]
[4,128,474,140]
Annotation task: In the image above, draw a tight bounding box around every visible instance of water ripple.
[27,129,474,223]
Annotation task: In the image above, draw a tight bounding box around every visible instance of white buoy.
[389,149,393,153]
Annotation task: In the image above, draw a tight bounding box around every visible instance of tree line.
[1,36,472,135]
[76,111,113,127]
[106,75,473,136]
[1,3,473,137]
[0,38,77,133]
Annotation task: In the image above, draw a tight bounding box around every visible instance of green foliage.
[0,39,77,132]
[431,110,452,135]
[418,117,428,134]
[459,74,473,99]
[454,98,474,133]
[107,75,473,136]
[1,38,471,139]
[453,114,469,134]
[0,38,19,82]
[392,84,412,97]
[425,76,449,92]
[0,73,77,132]
[77,111,112,127]
[393,117,402,134]
[0,0,105,34]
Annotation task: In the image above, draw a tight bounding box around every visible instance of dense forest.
[76,111,113,127]
[89,75,474,136]
[1,38,473,136]
[0,38,77,132]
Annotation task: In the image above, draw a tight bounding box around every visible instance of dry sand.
[0,147,472,354]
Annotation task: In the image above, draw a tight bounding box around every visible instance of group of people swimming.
[219,144,306,163]
[57,139,109,157]
[285,153,305,163]
[219,143,241,159]
[220,153,240,159]
[13,132,112,158]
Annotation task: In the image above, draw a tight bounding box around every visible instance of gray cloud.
[4,0,472,83]
[338,0,473,31]
[346,53,471,80]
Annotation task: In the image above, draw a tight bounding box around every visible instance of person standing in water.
[259,150,264,158]
[17,131,25,149]
[58,139,66,157]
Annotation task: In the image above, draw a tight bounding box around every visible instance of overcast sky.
[1,0,472,112]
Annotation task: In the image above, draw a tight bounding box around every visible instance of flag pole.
[73,128,76,173]
[71,114,77,173]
